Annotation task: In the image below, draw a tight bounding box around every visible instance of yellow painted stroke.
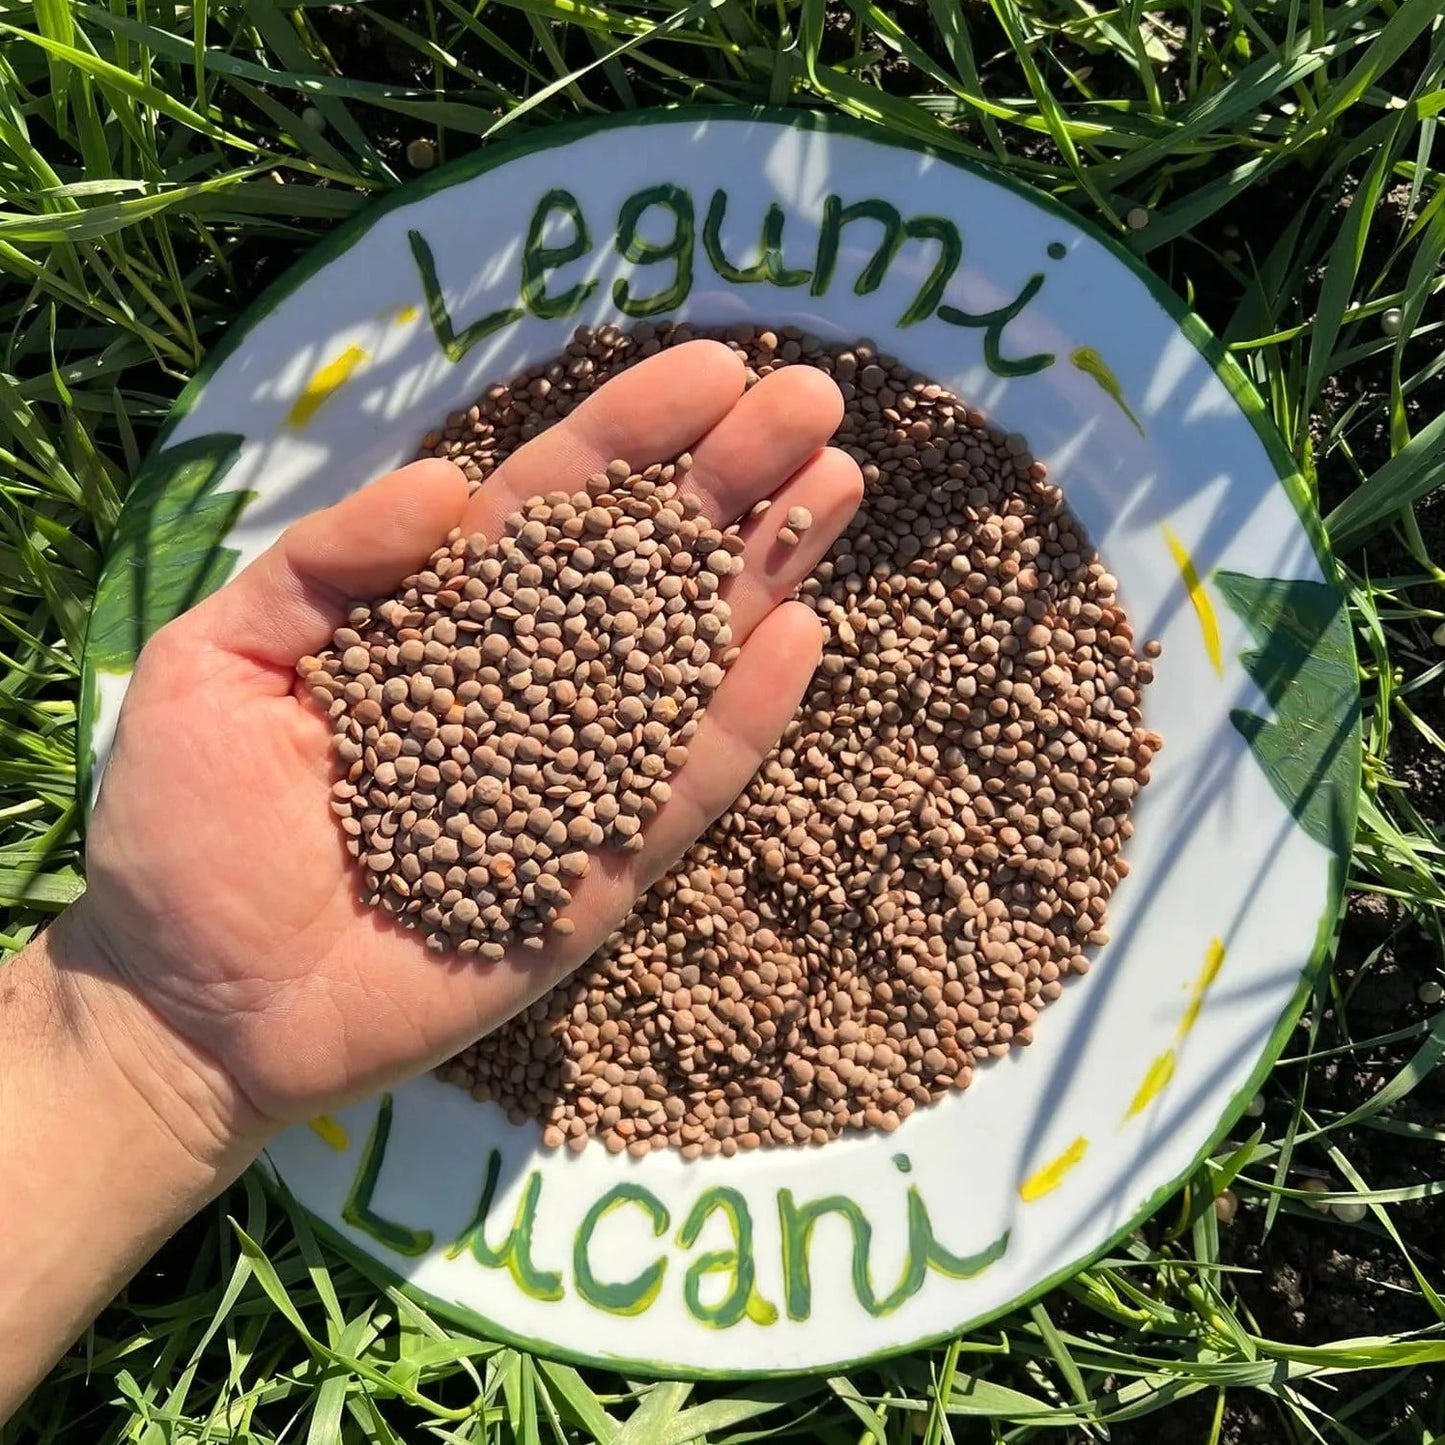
[1162,525,1224,676]
[287,344,369,429]
[309,1114,350,1151]
[1124,1050,1177,1121]
[1019,1136,1088,1202]
[1179,936,1227,1038]
[1070,346,1145,436]
[1119,937,1227,1126]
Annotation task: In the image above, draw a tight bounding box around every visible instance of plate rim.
[81,104,1358,1378]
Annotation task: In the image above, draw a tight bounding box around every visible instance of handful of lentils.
[320,321,1164,1157]
[300,454,745,960]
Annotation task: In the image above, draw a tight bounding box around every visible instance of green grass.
[3,0,1444,1438]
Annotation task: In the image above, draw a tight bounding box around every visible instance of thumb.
[174,459,467,685]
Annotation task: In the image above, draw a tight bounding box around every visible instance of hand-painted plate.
[81,110,1359,1378]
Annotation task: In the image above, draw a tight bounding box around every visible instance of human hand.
[71,341,862,1161]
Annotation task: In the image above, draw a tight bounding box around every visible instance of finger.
[176,459,468,681]
[680,364,844,526]
[722,445,863,643]
[621,599,823,899]
[458,340,744,537]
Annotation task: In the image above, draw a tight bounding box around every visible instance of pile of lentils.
[425,321,1163,1157]
[301,454,745,958]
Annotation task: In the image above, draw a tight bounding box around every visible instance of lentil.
[421,321,1161,1153]
[302,452,742,956]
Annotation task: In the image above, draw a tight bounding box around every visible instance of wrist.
[41,900,271,1184]
[0,905,265,1418]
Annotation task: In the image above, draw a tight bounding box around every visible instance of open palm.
[80,342,862,1132]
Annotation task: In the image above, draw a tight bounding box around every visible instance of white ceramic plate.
[81,110,1359,1378]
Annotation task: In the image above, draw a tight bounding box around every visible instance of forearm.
[0,906,263,1421]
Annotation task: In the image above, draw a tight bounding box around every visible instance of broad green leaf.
[535,1359,620,1443]
[947,1373,1056,1417]
[827,1374,889,1439]
[1388,192,1445,448]
[1110,43,1331,185]
[1302,110,1405,419]
[87,431,252,673]
[1326,405,1445,551]
[306,1311,376,1445]
[0,865,84,906]
[1290,0,1445,145]
[626,1382,817,1445]
[613,1381,693,1445]
[1213,571,1360,857]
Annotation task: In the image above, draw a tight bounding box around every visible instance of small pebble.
[775,525,800,548]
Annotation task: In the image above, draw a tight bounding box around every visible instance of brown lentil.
[423,320,1161,1153]
[301,452,742,956]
